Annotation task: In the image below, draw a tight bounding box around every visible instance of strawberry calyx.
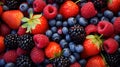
[101,53,110,67]
[75,0,81,3]
[21,11,42,33]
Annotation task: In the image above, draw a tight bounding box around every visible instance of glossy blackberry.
[91,0,107,11]
[52,56,70,67]
[18,34,34,51]
[4,34,19,50]
[102,51,120,67]
[5,0,20,9]
[16,55,33,67]
[69,24,86,44]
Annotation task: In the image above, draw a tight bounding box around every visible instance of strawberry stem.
[75,0,81,4]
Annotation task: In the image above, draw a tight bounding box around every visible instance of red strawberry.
[17,26,26,36]
[22,12,48,34]
[70,62,81,67]
[81,2,97,19]
[86,55,106,67]
[2,10,23,29]
[59,1,79,19]
[0,36,5,53]
[16,48,28,56]
[0,23,11,36]
[33,34,49,49]
[82,35,102,57]
[108,0,120,13]
[30,47,45,64]
[113,17,120,34]
[0,6,3,16]
[45,42,62,58]
[3,50,18,63]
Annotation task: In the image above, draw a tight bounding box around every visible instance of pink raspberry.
[85,24,97,35]
[70,62,81,67]
[113,17,120,34]
[17,26,26,36]
[16,48,28,56]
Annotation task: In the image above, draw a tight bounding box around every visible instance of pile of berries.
[0,0,120,67]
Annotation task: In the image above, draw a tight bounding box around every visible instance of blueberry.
[3,5,9,11]
[79,59,87,67]
[5,63,15,67]
[45,30,53,37]
[75,44,84,53]
[63,21,68,27]
[52,3,59,8]
[60,39,68,48]
[11,30,17,34]
[56,14,62,21]
[68,17,76,27]
[69,55,76,63]
[27,8,34,14]
[78,17,88,26]
[69,42,75,52]
[0,59,5,67]
[114,35,120,43]
[76,14,81,22]
[101,16,109,21]
[27,0,34,4]
[111,17,116,23]
[52,33,61,42]
[62,27,68,35]
[55,0,64,4]
[49,19,56,27]
[97,13,103,18]
[19,3,28,12]
[63,48,71,57]
[51,27,57,33]
[104,10,114,19]
[56,21,62,27]
[118,11,120,17]
[73,53,80,60]
[90,17,99,25]
[43,59,50,64]
[65,34,71,42]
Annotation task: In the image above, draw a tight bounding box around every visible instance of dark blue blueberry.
[56,14,62,21]
[63,48,71,57]
[3,5,9,11]
[111,17,116,23]
[56,21,62,27]
[80,3,86,7]
[76,14,81,22]
[51,27,57,33]
[52,3,59,8]
[97,13,103,18]
[80,0,87,3]
[104,10,114,19]
[0,59,5,67]
[27,8,34,14]
[69,42,75,52]
[101,16,109,21]
[69,55,76,63]
[73,53,80,60]
[79,59,87,67]
[118,11,120,17]
[62,27,68,35]
[75,44,84,53]
[45,30,53,38]
[52,33,61,42]
[43,59,50,64]
[90,17,99,25]
[78,17,88,26]
[5,63,15,67]
[65,34,71,42]
[114,35,120,43]
[27,0,34,4]
[49,19,56,27]
[55,0,64,4]
[68,17,76,27]
[60,39,68,48]
[19,3,28,12]
[11,30,17,34]
[63,21,68,27]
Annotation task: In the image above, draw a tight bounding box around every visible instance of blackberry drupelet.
[4,34,19,50]
[5,0,20,9]
[69,24,86,44]
[91,0,107,11]
[18,34,34,51]
[16,55,33,67]
[52,56,70,67]
[102,51,120,67]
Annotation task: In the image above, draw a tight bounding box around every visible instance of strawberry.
[59,1,79,19]
[86,55,106,67]
[22,12,48,34]
[82,35,103,57]
[2,10,23,29]
[0,36,5,53]
[108,0,120,13]
[45,42,62,58]
[0,6,3,16]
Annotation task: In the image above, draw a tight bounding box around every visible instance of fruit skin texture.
[17,26,26,36]
[114,17,120,34]
[70,62,81,67]
[59,1,79,19]
[31,16,49,34]
[81,2,97,19]
[0,6,3,16]
[0,36,5,53]
[97,21,114,37]
[2,10,23,29]
[33,34,49,49]
[103,38,119,54]
[45,42,62,58]
[30,47,45,64]
[16,48,28,56]
[85,24,97,35]
[86,55,106,67]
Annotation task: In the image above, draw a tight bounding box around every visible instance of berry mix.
[0,0,120,67]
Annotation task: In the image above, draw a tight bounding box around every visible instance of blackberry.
[16,55,33,67]
[69,24,86,44]
[4,34,19,50]
[91,0,107,11]
[5,0,20,9]
[102,51,120,67]
[18,34,34,51]
[51,56,70,67]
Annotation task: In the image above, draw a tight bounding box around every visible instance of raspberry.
[81,2,97,19]
[3,50,18,63]
[17,26,26,36]
[30,47,45,64]
[70,62,81,67]
[113,17,120,34]
[16,48,28,56]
